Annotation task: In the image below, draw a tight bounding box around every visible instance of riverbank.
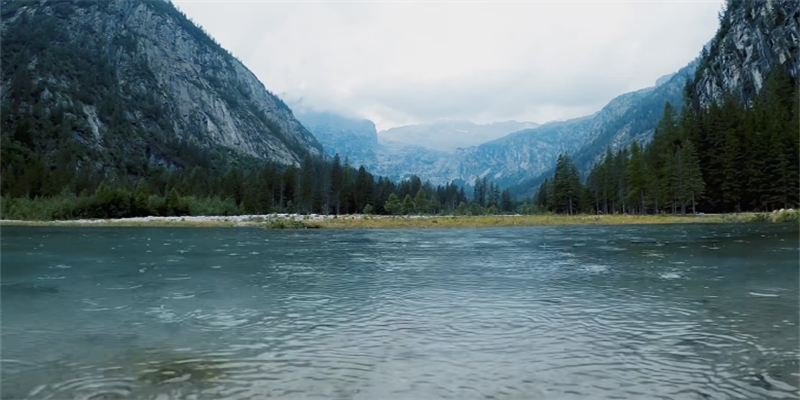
[1,210,797,229]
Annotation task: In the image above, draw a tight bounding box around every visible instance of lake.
[1,224,798,400]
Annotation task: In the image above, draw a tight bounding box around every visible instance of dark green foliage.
[530,66,798,215]
[0,0,320,207]
[534,154,583,214]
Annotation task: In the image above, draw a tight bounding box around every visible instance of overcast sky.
[173,1,723,132]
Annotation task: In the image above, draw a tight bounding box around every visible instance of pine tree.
[414,189,428,214]
[627,141,646,214]
[553,154,581,214]
[741,93,768,210]
[683,140,705,214]
[330,153,343,214]
[297,155,315,214]
[402,194,414,215]
[354,166,374,213]
[500,188,513,213]
[384,192,401,215]
[456,201,468,216]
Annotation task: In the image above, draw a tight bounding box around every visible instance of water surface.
[2,224,798,399]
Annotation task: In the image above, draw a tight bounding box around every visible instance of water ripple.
[1,225,798,399]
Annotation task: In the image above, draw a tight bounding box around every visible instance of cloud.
[173,1,723,132]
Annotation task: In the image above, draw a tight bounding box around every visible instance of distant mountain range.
[5,0,794,205]
[298,66,692,192]
[379,120,540,151]
[299,1,799,199]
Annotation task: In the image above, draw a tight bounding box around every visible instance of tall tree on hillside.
[762,69,799,209]
[670,147,685,214]
[613,148,629,214]
[683,140,705,214]
[296,155,315,214]
[601,147,613,214]
[719,93,745,212]
[340,157,353,213]
[353,166,374,212]
[627,141,646,214]
[330,154,343,214]
[553,154,581,215]
[586,166,601,213]
[500,188,513,213]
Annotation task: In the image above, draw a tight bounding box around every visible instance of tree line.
[533,68,798,215]
[1,148,525,220]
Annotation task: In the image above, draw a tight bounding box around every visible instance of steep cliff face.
[295,112,378,166]
[379,120,539,151]
[1,0,323,180]
[451,62,693,193]
[303,65,693,190]
[691,0,799,108]
[295,111,455,183]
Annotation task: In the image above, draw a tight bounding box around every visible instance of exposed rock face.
[691,0,799,108]
[1,0,323,172]
[300,60,693,190]
[379,120,540,151]
[295,0,799,196]
[295,111,378,166]
[656,73,677,87]
[463,64,693,194]
[295,111,454,183]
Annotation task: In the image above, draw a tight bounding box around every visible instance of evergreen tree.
[353,166,374,213]
[683,140,705,214]
[552,154,581,214]
[383,193,401,215]
[413,189,428,215]
[627,141,646,214]
[500,188,513,213]
[455,201,468,216]
[401,194,414,215]
[330,153,343,214]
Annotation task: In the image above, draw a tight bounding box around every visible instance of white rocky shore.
[0,213,463,227]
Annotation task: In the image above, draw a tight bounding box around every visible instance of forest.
[3,66,796,220]
[533,67,799,215]
[0,149,522,220]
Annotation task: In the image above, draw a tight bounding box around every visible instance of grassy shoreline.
[0,211,797,229]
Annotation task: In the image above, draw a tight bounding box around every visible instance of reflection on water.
[1,224,798,399]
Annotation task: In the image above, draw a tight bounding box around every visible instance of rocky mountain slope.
[379,120,539,151]
[295,111,455,183]
[293,111,378,167]
[459,65,693,192]
[1,0,323,187]
[300,66,693,191]
[689,0,798,108]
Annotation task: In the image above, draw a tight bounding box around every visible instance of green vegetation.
[0,0,317,205]
[531,67,798,215]
[1,0,796,226]
[0,150,498,220]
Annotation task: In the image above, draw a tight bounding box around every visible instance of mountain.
[655,73,677,86]
[1,0,323,197]
[295,111,454,184]
[379,120,540,151]
[464,64,694,196]
[689,0,798,108]
[562,0,799,216]
[294,111,378,167]
[300,65,694,191]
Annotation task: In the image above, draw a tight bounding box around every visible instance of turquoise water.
[1,224,798,399]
